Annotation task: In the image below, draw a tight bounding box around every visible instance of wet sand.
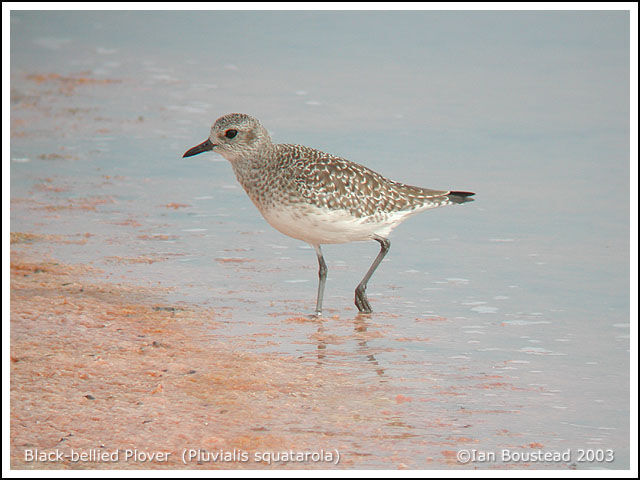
[11,238,584,471]
[10,243,388,469]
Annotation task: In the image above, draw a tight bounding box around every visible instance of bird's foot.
[355,287,373,314]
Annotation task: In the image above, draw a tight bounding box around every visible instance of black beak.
[183,139,215,158]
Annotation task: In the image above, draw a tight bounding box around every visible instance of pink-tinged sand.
[10,247,414,469]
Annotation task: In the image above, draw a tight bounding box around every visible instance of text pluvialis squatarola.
[183,113,474,315]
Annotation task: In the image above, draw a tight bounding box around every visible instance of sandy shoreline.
[10,238,403,470]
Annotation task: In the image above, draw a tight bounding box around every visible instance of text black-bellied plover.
[183,113,474,315]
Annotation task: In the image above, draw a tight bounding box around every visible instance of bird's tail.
[447,191,475,204]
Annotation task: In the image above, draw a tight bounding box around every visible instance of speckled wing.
[280,144,456,218]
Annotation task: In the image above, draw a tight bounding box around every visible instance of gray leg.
[314,244,328,316]
[355,236,390,313]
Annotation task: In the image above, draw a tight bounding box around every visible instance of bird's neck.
[227,146,275,201]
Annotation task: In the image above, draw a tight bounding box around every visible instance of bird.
[183,113,474,315]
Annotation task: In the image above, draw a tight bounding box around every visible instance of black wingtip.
[448,191,475,204]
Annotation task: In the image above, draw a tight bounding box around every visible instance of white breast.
[258,203,413,245]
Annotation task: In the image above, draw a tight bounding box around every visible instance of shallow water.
[10,10,631,469]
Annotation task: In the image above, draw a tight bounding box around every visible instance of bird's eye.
[225,129,238,139]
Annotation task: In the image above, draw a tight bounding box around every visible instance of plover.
[183,113,474,315]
